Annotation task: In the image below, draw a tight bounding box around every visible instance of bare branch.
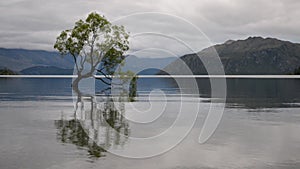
[71,54,80,73]
[96,77,112,86]
[96,69,112,80]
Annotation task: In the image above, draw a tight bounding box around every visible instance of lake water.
[1,78,300,169]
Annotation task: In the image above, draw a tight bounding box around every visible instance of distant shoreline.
[1,75,300,79]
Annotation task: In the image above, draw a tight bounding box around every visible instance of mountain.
[0,48,176,75]
[20,66,73,75]
[162,37,300,75]
[137,68,161,75]
[0,48,74,71]
[121,55,176,73]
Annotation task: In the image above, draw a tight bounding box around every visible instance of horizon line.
[1,75,300,79]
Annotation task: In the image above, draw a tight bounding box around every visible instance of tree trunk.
[72,75,82,96]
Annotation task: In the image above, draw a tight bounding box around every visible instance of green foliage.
[293,67,300,75]
[129,75,138,101]
[0,68,18,75]
[54,12,129,75]
[54,119,106,158]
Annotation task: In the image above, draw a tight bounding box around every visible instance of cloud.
[0,0,299,57]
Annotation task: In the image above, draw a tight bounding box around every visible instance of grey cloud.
[0,0,299,57]
[194,0,300,43]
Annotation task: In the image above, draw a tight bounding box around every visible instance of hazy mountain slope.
[162,37,300,75]
[0,48,176,75]
[0,48,74,71]
[121,55,176,73]
[20,66,73,75]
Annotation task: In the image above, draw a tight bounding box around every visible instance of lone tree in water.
[54,12,130,94]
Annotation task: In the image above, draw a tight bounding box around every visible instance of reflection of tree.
[54,97,130,159]
[53,47,137,158]
[81,96,130,148]
[54,118,106,158]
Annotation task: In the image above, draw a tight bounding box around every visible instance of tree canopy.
[54,12,129,79]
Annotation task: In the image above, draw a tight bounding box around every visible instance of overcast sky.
[0,0,300,57]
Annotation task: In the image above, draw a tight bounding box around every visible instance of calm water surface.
[1,78,300,169]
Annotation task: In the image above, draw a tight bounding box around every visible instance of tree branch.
[96,69,112,80]
[98,87,111,94]
[72,54,80,74]
[96,77,112,86]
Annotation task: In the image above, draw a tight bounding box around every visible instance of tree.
[294,66,300,75]
[0,68,18,75]
[54,12,130,94]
